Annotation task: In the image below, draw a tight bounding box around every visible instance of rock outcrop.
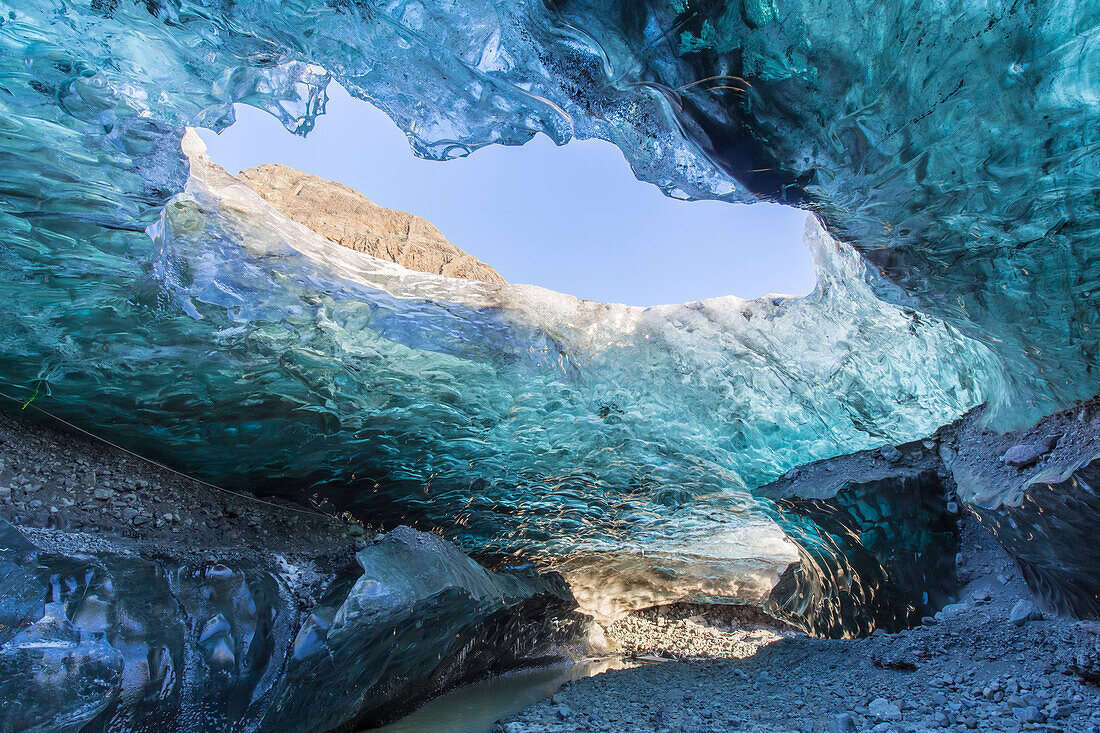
[235,163,506,285]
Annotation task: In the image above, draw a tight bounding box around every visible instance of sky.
[198,84,814,307]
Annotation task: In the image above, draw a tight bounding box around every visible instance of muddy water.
[364,658,626,733]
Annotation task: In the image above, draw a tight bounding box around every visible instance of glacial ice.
[94,137,988,575]
[0,0,1096,643]
[0,521,581,732]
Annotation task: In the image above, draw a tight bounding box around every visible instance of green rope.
[21,380,42,410]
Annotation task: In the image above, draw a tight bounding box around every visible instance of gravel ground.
[606,603,795,661]
[0,404,370,595]
[500,518,1100,733]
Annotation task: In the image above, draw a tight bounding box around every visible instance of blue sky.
[198,84,814,307]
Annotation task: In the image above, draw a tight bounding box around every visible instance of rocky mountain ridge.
[235,163,506,285]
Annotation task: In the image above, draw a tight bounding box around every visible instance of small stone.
[1014,706,1043,723]
[784,467,800,480]
[1009,599,1043,626]
[946,500,960,514]
[1040,433,1062,451]
[1001,443,1048,468]
[0,487,9,500]
[826,713,857,733]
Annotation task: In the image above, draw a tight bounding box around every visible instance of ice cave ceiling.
[0,0,1096,569]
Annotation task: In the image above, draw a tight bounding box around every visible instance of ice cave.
[0,1,1099,731]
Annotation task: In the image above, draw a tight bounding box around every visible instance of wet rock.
[879,446,902,463]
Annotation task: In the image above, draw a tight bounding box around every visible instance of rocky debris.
[0,406,369,566]
[604,603,794,660]
[1071,643,1100,685]
[501,515,1100,733]
[235,163,506,285]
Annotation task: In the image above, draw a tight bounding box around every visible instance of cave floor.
[3,405,1099,733]
[501,520,1100,733]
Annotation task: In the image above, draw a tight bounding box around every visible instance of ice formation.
[0,520,581,731]
[25,133,991,570]
[0,2,1097,722]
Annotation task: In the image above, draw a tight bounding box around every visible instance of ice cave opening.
[195,81,817,307]
[1,0,1099,731]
